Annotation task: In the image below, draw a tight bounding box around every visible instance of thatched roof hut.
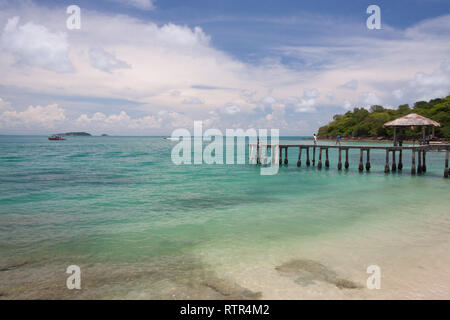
[384,113,440,127]
[384,113,440,145]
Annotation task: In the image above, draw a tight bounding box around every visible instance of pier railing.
[249,144,450,178]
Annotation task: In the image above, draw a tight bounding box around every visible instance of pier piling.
[306,148,311,166]
[366,149,371,171]
[256,143,260,165]
[318,148,323,169]
[345,149,349,169]
[384,149,390,173]
[248,143,449,177]
[418,150,422,174]
[422,151,426,173]
[279,147,282,165]
[444,150,449,178]
[392,150,397,172]
[338,148,342,170]
[297,148,302,167]
[312,146,316,166]
[359,149,364,172]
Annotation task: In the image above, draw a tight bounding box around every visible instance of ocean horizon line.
[0,134,315,138]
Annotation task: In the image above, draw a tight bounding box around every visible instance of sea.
[0,135,448,299]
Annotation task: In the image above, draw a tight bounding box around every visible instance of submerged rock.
[0,261,28,272]
[276,259,361,290]
[201,275,262,300]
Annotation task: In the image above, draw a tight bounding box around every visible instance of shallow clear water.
[0,136,449,299]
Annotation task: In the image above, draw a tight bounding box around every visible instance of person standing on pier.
[336,135,341,146]
[313,133,318,146]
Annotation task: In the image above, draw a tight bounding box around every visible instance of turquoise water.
[0,136,449,299]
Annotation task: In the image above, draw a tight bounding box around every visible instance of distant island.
[54,132,92,137]
[318,95,449,139]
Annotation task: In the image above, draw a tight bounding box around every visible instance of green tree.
[370,105,385,113]
[318,95,450,139]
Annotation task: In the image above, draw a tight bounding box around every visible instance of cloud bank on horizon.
[0,0,449,135]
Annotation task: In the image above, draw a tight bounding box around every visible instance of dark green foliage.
[369,105,385,113]
[318,95,450,138]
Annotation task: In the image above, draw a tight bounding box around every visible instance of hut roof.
[384,113,440,127]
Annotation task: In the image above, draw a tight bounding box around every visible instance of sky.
[0,0,450,135]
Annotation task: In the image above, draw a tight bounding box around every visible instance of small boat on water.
[48,135,66,141]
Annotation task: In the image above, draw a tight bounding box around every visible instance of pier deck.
[249,144,450,177]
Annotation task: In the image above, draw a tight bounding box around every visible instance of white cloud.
[0,97,10,111]
[405,59,450,101]
[170,90,181,97]
[392,89,404,100]
[261,96,276,105]
[405,14,450,39]
[155,23,211,47]
[286,88,320,113]
[1,16,73,73]
[303,88,319,99]
[296,99,316,112]
[389,60,450,103]
[222,104,241,115]
[0,104,66,128]
[74,109,202,134]
[326,92,334,100]
[106,0,156,10]
[76,111,161,130]
[89,48,131,73]
[181,97,203,105]
[276,14,450,108]
[359,92,381,108]
[343,100,352,110]
[338,79,358,90]
[0,4,449,135]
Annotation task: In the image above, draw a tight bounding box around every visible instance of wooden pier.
[249,144,450,178]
